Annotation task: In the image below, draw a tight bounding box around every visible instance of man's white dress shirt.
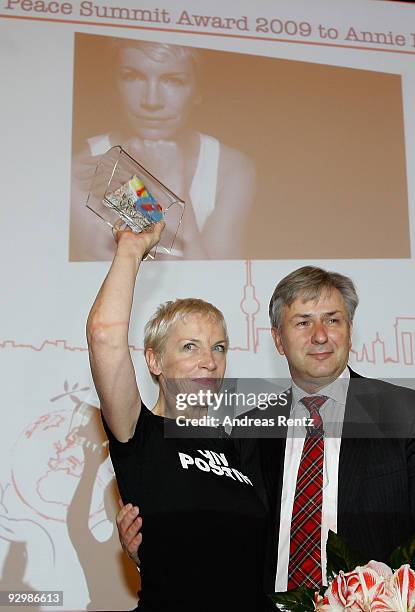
[275,368,350,592]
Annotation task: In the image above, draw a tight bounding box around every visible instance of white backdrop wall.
[1,0,415,609]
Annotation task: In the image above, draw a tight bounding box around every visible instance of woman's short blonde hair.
[111,38,201,76]
[144,298,228,380]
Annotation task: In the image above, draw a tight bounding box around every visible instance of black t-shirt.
[103,405,270,612]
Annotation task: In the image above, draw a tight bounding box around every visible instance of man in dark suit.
[116,266,415,593]
[237,265,415,592]
[246,366,415,592]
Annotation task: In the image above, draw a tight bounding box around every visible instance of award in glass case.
[85,146,185,258]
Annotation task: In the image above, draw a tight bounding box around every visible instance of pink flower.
[372,565,415,612]
[315,572,348,611]
[315,561,393,611]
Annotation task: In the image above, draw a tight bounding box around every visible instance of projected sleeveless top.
[87,132,219,234]
[102,405,269,612]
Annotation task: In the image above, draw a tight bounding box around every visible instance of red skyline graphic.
[1,263,414,365]
[350,317,415,366]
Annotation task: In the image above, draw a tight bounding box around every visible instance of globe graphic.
[11,408,112,522]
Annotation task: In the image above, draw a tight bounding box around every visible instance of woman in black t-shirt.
[86,221,270,611]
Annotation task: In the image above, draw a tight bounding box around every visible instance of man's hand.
[116,502,142,566]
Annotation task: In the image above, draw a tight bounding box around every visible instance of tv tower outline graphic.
[1,262,415,365]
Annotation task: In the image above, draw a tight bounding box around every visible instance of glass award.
[85,146,185,258]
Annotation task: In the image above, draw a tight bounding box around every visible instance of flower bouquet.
[271,531,415,611]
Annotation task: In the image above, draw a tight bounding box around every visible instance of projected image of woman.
[70,38,256,260]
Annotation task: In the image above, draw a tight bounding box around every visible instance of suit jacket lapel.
[338,403,368,514]
[338,368,383,520]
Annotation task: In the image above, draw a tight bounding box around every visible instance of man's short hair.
[269,266,359,329]
[144,298,228,382]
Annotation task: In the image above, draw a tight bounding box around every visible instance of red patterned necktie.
[287,395,328,590]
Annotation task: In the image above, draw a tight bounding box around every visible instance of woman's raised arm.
[86,222,164,442]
